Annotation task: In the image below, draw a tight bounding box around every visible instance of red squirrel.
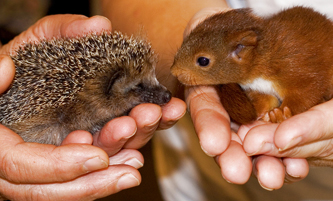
[171,6,333,125]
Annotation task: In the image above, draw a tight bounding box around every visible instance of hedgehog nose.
[146,87,172,106]
[162,90,172,104]
[153,88,172,105]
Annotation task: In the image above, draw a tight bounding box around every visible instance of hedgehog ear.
[105,68,123,95]
[231,29,260,62]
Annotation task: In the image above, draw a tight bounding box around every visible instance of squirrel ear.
[237,30,258,46]
[231,30,259,62]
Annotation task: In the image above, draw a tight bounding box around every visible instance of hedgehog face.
[73,62,171,135]
[104,63,172,110]
[78,61,171,125]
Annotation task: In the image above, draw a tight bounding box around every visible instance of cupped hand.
[184,7,311,190]
[186,85,252,185]
[238,121,309,190]
[0,13,187,200]
[91,98,186,156]
[242,101,333,160]
[240,100,333,189]
[184,8,253,185]
[0,123,143,200]
[0,14,145,200]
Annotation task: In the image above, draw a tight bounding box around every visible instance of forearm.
[101,0,229,95]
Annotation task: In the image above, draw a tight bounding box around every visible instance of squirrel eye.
[196,57,210,67]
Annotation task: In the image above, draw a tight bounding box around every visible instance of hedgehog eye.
[196,57,210,67]
[135,83,148,92]
[137,83,145,89]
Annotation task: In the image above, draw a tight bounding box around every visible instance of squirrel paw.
[261,106,292,123]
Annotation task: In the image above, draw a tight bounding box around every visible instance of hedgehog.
[0,31,172,145]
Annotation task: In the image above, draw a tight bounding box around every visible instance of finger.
[108,149,144,169]
[274,100,333,151]
[61,130,94,145]
[283,158,309,184]
[1,15,112,54]
[0,55,15,94]
[183,7,231,38]
[95,99,186,153]
[58,15,112,37]
[216,139,252,184]
[124,103,163,149]
[157,97,187,130]
[237,121,268,141]
[0,125,109,184]
[186,86,231,156]
[0,165,141,201]
[93,116,137,156]
[253,155,285,191]
[243,122,333,159]
[242,123,279,156]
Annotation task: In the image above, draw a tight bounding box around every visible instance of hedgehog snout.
[140,85,172,105]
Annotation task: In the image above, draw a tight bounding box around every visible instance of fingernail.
[284,173,301,184]
[200,145,216,157]
[124,158,144,169]
[158,110,186,129]
[117,174,140,191]
[144,114,162,131]
[246,142,273,156]
[84,157,108,173]
[258,179,274,191]
[221,174,233,184]
[278,136,302,151]
[90,15,111,23]
[164,120,177,127]
[124,127,137,140]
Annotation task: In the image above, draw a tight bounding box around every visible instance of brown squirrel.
[171,6,333,125]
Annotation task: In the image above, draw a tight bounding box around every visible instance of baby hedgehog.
[0,31,172,145]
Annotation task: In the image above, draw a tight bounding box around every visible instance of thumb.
[274,100,333,151]
[0,55,15,94]
[184,7,231,38]
[0,125,109,184]
[185,85,231,156]
[0,15,112,55]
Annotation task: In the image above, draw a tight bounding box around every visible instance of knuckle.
[0,151,22,183]
[317,140,333,159]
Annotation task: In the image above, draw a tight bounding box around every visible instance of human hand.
[89,97,186,156]
[240,100,333,189]
[1,12,186,156]
[184,7,310,190]
[186,85,253,184]
[0,15,145,200]
[183,8,254,185]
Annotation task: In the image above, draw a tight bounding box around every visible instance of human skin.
[0,15,186,200]
[102,0,315,191]
[240,100,333,177]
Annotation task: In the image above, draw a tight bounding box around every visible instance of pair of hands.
[195,85,333,190]
[2,8,333,200]
[0,15,186,200]
[186,8,333,191]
